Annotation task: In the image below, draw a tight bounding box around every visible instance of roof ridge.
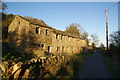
[15,15,81,39]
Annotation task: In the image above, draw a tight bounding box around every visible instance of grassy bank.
[102,53,120,78]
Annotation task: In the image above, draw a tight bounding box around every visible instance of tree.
[0,1,7,41]
[65,23,89,39]
[90,33,99,47]
[109,31,120,56]
[81,31,89,40]
[99,43,105,50]
[92,43,95,49]
[2,13,15,40]
[109,31,120,47]
[0,1,7,12]
[65,23,80,37]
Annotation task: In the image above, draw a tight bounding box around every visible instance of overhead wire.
[96,12,105,34]
[98,2,118,32]
[95,2,118,34]
[94,2,118,45]
[108,2,118,29]
[108,2,119,10]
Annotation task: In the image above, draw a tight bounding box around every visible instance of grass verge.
[102,53,120,78]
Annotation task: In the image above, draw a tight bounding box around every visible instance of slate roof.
[18,15,81,39]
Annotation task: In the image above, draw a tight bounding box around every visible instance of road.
[74,52,111,78]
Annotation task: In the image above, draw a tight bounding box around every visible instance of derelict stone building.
[8,15,87,57]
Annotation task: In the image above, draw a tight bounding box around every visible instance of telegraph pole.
[105,8,108,52]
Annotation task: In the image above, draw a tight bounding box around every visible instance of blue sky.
[4,0,120,2]
[5,2,118,46]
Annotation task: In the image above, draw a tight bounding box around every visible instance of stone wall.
[51,33,87,55]
[8,15,30,51]
[1,55,70,79]
[28,24,52,56]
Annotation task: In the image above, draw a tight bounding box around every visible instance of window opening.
[36,27,40,34]
[48,46,51,53]
[46,29,49,35]
[56,34,58,39]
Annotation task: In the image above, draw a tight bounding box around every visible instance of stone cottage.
[8,15,87,57]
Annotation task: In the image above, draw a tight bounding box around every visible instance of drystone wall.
[1,55,72,79]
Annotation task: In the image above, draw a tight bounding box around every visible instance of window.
[18,21,20,24]
[56,47,60,51]
[48,46,51,53]
[38,44,44,48]
[36,27,40,34]
[46,29,49,35]
[62,46,64,51]
[56,34,58,39]
[41,44,44,48]
[61,35,63,40]
[38,44,40,47]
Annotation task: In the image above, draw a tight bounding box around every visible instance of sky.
[3,0,120,2]
[118,2,120,31]
[5,2,118,46]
